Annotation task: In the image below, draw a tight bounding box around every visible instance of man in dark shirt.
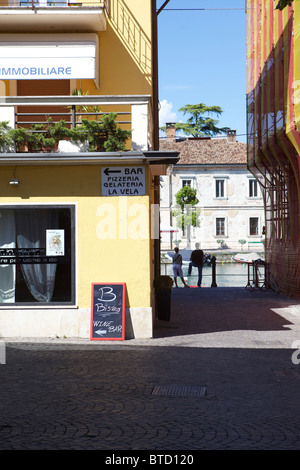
[188,243,204,287]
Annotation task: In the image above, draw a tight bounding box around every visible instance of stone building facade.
[159,124,265,252]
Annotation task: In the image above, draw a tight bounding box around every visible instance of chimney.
[227,130,236,143]
[166,122,176,142]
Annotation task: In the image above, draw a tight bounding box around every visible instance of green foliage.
[0,121,12,149]
[164,103,231,138]
[1,112,131,153]
[275,0,293,10]
[71,88,89,97]
[75,113,132,152]
[7,118,72,152]
[175,185,199,208]
[45,118,73,144]
[9,124,55,152]
[173,206,201,230]
[173,186,200,231]
[9,118,75,152]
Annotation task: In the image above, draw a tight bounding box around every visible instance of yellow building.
[0,0,178,339]
[247,0,300,297]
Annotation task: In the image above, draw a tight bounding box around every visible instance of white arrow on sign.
[95,329,107,336]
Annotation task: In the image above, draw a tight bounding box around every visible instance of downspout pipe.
[151,0,171,279]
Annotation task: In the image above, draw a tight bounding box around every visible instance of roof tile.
[159,138,247,165]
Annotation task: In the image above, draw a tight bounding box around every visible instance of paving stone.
[1,288,300,450]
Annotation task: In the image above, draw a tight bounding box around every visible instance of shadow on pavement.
[153,287,299,338]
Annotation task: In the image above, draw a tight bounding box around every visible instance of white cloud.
[159,99,177,128]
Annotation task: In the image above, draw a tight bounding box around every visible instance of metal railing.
[160,258,278,291]
[0,94,153,152]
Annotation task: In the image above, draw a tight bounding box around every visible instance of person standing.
[188,242,204,287]
[172,247,189,288]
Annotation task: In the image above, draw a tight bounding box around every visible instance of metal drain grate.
[152,385,206,397]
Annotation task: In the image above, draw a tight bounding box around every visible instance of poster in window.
[46,229,65,256]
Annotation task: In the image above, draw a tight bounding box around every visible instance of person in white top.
[172,247,189,288]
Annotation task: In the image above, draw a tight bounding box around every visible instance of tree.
[173,186,200,249]
[276,0,293,9]
[175,103,230,138]
[175,186,199,208]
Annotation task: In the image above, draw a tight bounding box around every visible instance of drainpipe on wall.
[152,0,171,279]
[152,0,160,279]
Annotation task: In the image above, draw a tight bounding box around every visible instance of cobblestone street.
[1,287,300,452]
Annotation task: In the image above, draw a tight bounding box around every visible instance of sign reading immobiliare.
[0,43,96,80]
[101,167,146,196]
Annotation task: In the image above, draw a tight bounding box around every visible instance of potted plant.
[2,111,132,153]
[153,275,173,321]
[45,118,73,148]
[0,121,12,152]
[77,112,132,152]
[238,239,246,251]
[217,239,228,250]
[9,124,56,153]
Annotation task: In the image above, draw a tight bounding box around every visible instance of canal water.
[162,262,251,288]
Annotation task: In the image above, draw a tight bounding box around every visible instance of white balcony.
[0,0,109,32]
[0,94,153,154]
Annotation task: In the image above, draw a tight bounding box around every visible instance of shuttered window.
[17,79,70,127]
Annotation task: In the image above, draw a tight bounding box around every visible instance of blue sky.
[157,0,247,142]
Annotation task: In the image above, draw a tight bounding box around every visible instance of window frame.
[215,179,224,198]
[249,216,259,236]
[213,175,228,199]
[181,179,192,188]
[0,203,76,307]
[179,176,195,189]
[249,178,258,198]
[215,217,226,237]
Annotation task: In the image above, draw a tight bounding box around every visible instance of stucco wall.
[0,163,154,339]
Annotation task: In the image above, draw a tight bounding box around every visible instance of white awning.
[160,223,179,233]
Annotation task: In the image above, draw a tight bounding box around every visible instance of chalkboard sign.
[90,283,126,341]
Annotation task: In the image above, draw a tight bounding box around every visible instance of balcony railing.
[0,94,153,153]
[0,0,109,32]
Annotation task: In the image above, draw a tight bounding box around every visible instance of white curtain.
[16,210,58,302]
[0,210,16,303]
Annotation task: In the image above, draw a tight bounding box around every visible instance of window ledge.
[0,304,78,309]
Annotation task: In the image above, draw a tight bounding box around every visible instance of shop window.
[249,217,259,235]
[0,206,75,305]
